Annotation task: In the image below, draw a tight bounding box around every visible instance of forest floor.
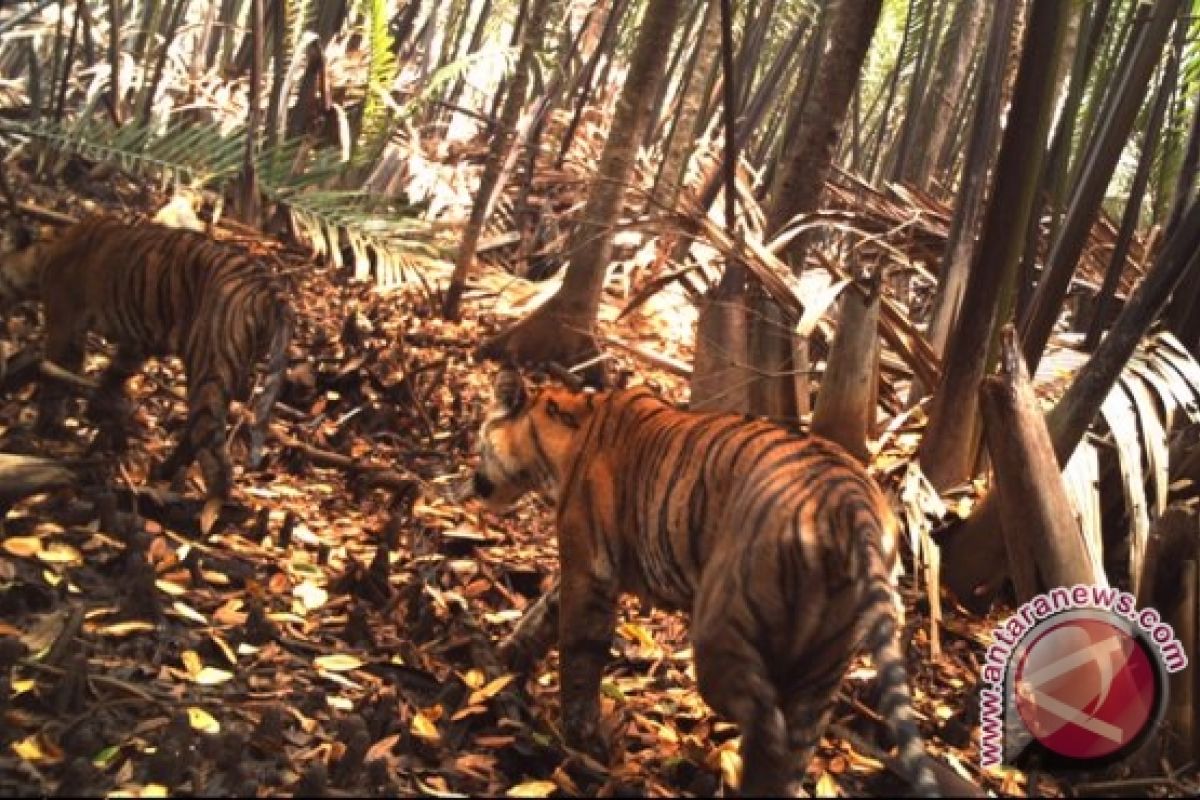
[0,164,1072,798]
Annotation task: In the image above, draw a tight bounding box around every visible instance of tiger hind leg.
[558,568,619,761]
[155,380,232,501]
[694,630,795,797]
[783,687,839,795]
[245,312,291,470]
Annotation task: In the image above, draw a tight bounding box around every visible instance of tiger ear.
[493,367,527,416]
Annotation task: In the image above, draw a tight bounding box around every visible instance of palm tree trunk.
[477,0,684,382]
[1020,0,1184,372]
[918,0,1072,491]
[442,0,555,320]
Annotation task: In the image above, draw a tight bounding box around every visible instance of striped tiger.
[466,369,938,797]
[0,215,293,503]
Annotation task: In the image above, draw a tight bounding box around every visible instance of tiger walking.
[467,369,938,797]
[0,215,292,503]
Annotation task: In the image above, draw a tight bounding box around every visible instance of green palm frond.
[285,190,445,286]
[6,116,247,188]
[357,0,399,158]
[6,115,447,290]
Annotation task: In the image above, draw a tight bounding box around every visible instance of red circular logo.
[1013,616,1158,760]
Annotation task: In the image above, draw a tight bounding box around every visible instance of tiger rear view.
[468,369,938,797]
[0,215,292,503]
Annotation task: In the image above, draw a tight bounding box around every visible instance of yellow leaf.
[719,748,742,790]
[42,570,62,586]
[142,784,170,798]
[12,736,43,761]
[410,711,441,742]
[155,579,188,597]
[506,780,558,798]
[327,696,353,711]
[468,674,516,706]
[181,650,203,678]
[617,621,658,649]
[193,666,234,685]
[11,678,36,695]
[97,621,156,637]
[172,601,208,626]
[815,772,840,798]
[462,668,486,689]
[2,537,42,558]
[314,654,363,672]
[450,704,488,722]
[36,542,81,565]
[187,707,220,734]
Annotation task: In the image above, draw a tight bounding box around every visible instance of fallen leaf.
[2,537,42,558]
[314,654,363,672]
[187,707,220,734]
[411,710,441,742]
[293,581,328,611]
[467,673,515,706]
[97,621,157,638]
[815,772,840,797]
[506,780,558,798]
[36,542,82,564]
[172,601,208,625]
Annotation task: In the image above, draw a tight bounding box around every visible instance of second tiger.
[0,215,293,502]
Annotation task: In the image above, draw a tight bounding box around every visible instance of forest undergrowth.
[0,161,1060,799]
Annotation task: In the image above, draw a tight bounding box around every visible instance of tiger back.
[0,215,293,502]
[469,369,938,797]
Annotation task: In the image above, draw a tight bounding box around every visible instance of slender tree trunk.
[735,0,881,421]
[1085,23,1182,350]
[555,0,630,167]
[689,0,750,413]
[237,0,264,225]
[263,0,288,147]
[902,0,986,190]
[653,0,721,213]
[442,0,554,320]
[918,0,1072,491]
[108,0,121,123]
[1020,0,1184,372]
[644,0,704,145]
[477,0,684,382]
[907,0,1019,406]
[890,0,945,183]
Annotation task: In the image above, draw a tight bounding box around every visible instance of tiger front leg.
[36,323,86,438]
[557,552,619,761]
[498,579,560,673]
[86,345,145,452]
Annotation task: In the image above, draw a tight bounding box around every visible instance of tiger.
[0,215,293,504]
[465,368,938,797]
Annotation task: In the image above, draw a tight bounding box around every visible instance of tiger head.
[0,217,42,309]
[468,368,596,511]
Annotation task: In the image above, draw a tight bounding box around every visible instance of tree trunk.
[902,0,986,190]
[236,0,264,225]
[555,0,630,167]
[942,196,1200,611]
[811,274,881,463]
[653,0,721,213]
[108,0,121,122]
[908,0,1019,406]
[1085,25,1181,350]
[442,0,554,320]
[981,327,1106,602]
[739,0,881,421]
[918,0,1071,491]
[889,0,945,183]
[477,0,683,381]
[1019,0,1184,372]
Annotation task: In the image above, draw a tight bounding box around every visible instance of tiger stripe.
[474,372,938,796]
